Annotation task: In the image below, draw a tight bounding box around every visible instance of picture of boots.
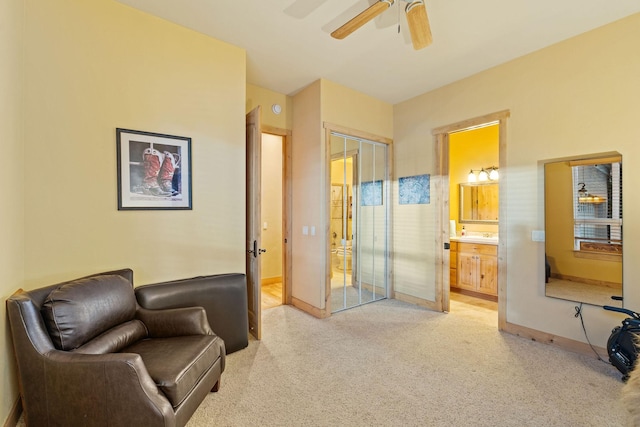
[117,128,191,210]
[158,151,180,194]
[142,148,172,196]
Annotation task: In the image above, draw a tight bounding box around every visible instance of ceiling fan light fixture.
[330,0,395,40]
[405,0,432,50]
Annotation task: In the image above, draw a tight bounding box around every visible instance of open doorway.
[448,124,499,311]
[261,132,284,310]
[433,110,509,327]
[246,106,292,339]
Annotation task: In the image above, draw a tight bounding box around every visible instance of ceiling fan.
[331,0,432,50]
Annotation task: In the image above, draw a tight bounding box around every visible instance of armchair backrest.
[42,274,137,350]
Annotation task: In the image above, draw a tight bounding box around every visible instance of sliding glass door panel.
[330,133,389,313]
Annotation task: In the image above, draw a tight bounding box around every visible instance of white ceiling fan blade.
[284,0,328,19]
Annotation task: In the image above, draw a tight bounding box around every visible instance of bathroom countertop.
[450,236,498,245]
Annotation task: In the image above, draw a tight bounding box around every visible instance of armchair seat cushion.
[122,334,223,408]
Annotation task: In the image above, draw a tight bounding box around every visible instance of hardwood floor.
[450,289,498,311]
[260,281,496,312]
[261,282,282,310]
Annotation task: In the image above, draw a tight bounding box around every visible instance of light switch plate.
[532,230,545,242]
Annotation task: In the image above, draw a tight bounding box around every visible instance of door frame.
[432,110,509,328]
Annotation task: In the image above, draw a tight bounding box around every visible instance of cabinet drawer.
[458,243,497,256]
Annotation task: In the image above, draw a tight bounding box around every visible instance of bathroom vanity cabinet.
[450,241,458,287]
[453,242,498,297]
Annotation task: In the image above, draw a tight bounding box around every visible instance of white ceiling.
[114,0,640,104]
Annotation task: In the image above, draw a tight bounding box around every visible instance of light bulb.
[489,168,499,180]
[478,169,489,182]
[467,170,476,182]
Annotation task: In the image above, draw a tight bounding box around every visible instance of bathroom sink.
[452,235,498,245]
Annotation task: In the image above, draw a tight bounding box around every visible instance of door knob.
[247,240,267,257]
[248,240,259,257]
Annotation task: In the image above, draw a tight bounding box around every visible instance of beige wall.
[321,79,394,138]
[291,80,324,307]
[394,13,640,346]
[1,0,25,423]
[247,84,292,130]
[23,0,246,288]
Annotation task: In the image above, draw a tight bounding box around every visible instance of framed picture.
[399,174,430,205]
[116,128,192,210]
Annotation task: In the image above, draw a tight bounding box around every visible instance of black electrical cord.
[574,303,607,363]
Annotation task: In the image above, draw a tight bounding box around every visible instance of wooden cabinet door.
[449,242,457,287]
[457,253,476,291]
[477,254,498,295]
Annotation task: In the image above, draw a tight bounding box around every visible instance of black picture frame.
[116,128,192,210]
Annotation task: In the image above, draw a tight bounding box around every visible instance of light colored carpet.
[187,298,630,427]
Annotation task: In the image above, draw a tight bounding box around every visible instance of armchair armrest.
[36,351,174,427]
[136,306,214,338]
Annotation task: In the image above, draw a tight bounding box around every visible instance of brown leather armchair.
[7,269,225,427]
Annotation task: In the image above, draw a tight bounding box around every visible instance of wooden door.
[246,106,262,339]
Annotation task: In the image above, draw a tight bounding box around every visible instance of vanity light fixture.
[467,166,499,182]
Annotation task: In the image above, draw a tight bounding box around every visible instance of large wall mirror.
[544,153,622,307]
[459,183,498,223]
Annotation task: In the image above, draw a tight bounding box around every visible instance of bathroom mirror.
[544,154,623,307]
[459,183,499,223]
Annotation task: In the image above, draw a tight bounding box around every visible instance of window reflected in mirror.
[544,154,622,307]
